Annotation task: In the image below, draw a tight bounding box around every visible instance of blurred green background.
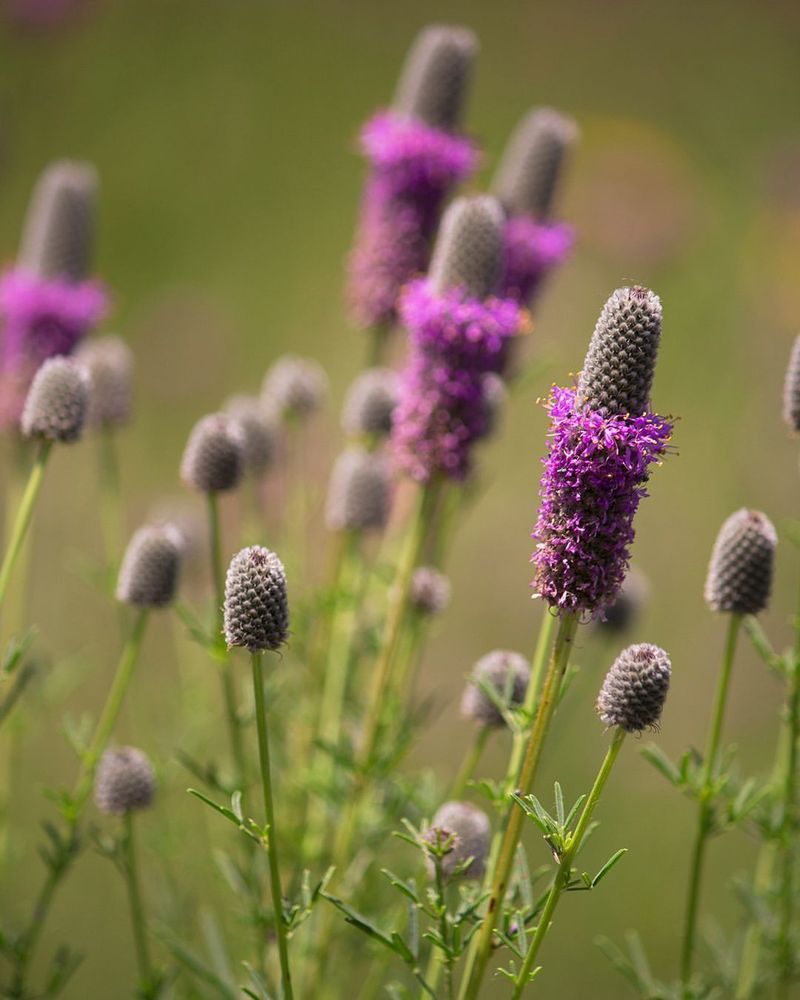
[1,0,800,996]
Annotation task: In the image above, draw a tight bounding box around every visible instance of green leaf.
[187,789,260,844]
[381,869,420,905]
[641,744,681,785]
[553,782,564,827]
[319,891,397,953]
[592,848,628,887]
[391,932,414,965]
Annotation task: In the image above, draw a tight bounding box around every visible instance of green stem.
[251,652,294,1000]
[450,727,491,801]
[458,613,579,1000]
[123,811,154,990]
[98,426,123,575]
[680,613,742,996]
[511,728,626,997]
[0,440,52,615]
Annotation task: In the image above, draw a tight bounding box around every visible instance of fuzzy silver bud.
[576,286,662,418]
[224,394,279,476]
[180,413,245,494]
[325,447,392,533]
[19,160,98,282]
[392,25,477,130]
[116,525,182,608]
[75,335,134,429]
[342,367,400,438]
[262,355,328,421]
[704,509,777,616]
[461,649,530,728]
[20,357,90,443]
[425,801,491,881]
[428,196,505,300]
[782,336,800,434]
[596,643,671,733]
[94,747,155,815]
[409,567,451,616]
[492,107,578,221]
[224,546,289,652]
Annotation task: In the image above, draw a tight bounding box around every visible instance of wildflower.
[116,525,182,608]
[704,509,777,616]
[461,649,530,728]
[324,447,392,532]
[424,801,491,880]
[224,394,278,476]
[409,566,451,616]
[20,356,90,443]
[262,355,328,421]
[223,546,289,652]
[596,643,671,733]
[180,414,245,493]
[342,367,399,437]
[94,747,156,815]
[76,335,134,429]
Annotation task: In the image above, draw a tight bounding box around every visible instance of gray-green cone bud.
[704,509,777,616]
[782,335,800,434]
[424,801,491,881]
[116,524,182,608]
[224,394,279,476]
[324,447,392,533]
[492,107,578,220]
[576,286,662,417]
[460,649,530,728]
[429,196,504,300]
[21,357,90,443]
[180,413,245,493]
[596,643,671,733]
[342,367,400,438]
[18,160,98,282]
[75,335,134,429]
[224,546,289,652]
[392,24,477,130]
[409,567,451,616]
[262,355,328,421]
[94,747,155,815]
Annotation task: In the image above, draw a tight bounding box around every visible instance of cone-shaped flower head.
[75,335,134,429]
[181,413,245,494]
[531,287,671,614]
[342,367,400,437]
[325,447,392,533]
[461,649,530,728]
[262,355,328,421]
[224,546,289,652]
[19,160,98,282]
[492,108,577,306]
[424,801,491,881]
[596,566,649,634]
[392,197,523,482]
[347,26,478,330]
[94,747,155,815]
[596,643,671,733]
[409,566,451,616]
[116,524,182,608]
[704,509,777,616]
[20,356,90,443]
[224,394,278,476]
[392,25,477,130]
[0,161,107,427]
[576,286,662,417]
[782,335,800,434]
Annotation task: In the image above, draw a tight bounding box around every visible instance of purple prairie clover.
[0,162,107,427]
[782,335,800,434]
[499,216,574,306]
[347,26,478,329]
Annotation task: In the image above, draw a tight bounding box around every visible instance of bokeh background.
[1,0,800,996]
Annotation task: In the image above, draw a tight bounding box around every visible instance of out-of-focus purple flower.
[347,26,478,330]
[500,216,574,306]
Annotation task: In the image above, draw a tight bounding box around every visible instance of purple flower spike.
[531,385,671,615]
[499,216,574,305]
[0,269,107,426]
[392,278,522,483]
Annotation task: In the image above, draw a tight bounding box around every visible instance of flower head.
[224,394,279,476]
[325,447,392,533]
[76,335,134,429]
[180,414,245,494]
[392,25,477,130]
[342,367,400,438]
[461,649,530,728]
[704,509,777,616]
[424,801,491,881]
[94,747,155,815]
[20,356,90,443]
[224,546,289,652]
[116,524,182,608]
[262,355,328,421]
[409,566,451,616]
[596,643,671,733]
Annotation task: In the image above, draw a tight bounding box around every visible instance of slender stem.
[0,440,52,615]
[123,811,154,990]
[511,728,626,997]
[207,492,247,788]
[251,652,294,1000]
[680,613,742,995]
[98,426,124,575]
[508,611,557,785]
[450,727,491,801]
[458,612,579,1000]
[435,858,454,999]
